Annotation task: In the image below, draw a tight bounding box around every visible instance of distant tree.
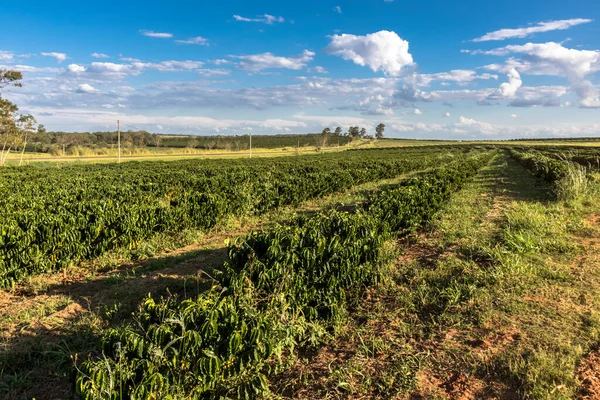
[318,128,329,150]
[348,126,360,138]
[0,98,19,166]
[376,123,386,139]
[187,136,197,149]
[0,70,25,166]
[17,114,38,166]
[152,133,162,148]
[360,127,367,138]
[334,126,343,136]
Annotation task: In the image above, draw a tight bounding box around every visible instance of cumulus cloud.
[91,53,109,59]
[511,113,518,118]
[508,85,567,107]
[233,14,285,24]
[41,52,67,63]
[68,64,86,73]
[175,36,210,46]
[395,74,441,103]
[233,50,315,72]
[413,108,423,115]
[140,30,173,38]
[443,112,451,117]
[333,6,342,13]
[473,18,592,42]
[77,83,100,94]
[488,68,522,100]
[325,30,414,76]
[479,42,600,107]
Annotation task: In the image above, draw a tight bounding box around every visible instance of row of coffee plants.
[509,148,573,183]
[75,152,493,399]
[0,147,477,288]
[515,146,600,170]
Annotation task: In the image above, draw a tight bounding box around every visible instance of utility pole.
[117,119,121,163]
[249,132,252,159]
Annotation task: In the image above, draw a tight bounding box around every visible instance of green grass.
[272,152,600,399]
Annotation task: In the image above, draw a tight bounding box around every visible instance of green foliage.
[24,131,354,153]
[0,147,475,288]
[509,149,571,183]
[509,148,595,200]
[75,152,492,399]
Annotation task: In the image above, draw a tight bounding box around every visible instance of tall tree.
[360,127,367,138]
[0,69,31,166]
[0,98,19,166]
[321,127,331,135]
[17,114,38,166]
[348,126,360,138]
[334,126,342,136]
[376,123,386,139]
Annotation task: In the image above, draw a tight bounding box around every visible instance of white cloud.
[1,64,62,73]
[41,52,67,63]
[233,14,285,24]
[212,59,231,65]
[196,68,231,77]
[511,113,518,118]
[479,42,600,107]
[140,30,174,38]
[508,85,567,107]
[473,18,593,42]
[175,36,210,46]
[488,68,522,99]
[413,108,423,115]
[333,6,342,13]
[68,64,86,73]
[0,51,13,62]
[325,30,414,76]
[233,50,314,72]
[443,112,451,117]
[418,69,498,86]
[141,60,204,72]
[77,83,100,94]
[68,60,207,79]
[91,53,109,59]
[308,66,329,74]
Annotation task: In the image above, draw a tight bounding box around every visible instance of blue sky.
[1,0,600,139]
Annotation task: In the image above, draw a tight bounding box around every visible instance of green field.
[1,142,600,399]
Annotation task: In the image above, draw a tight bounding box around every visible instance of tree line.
[321,123,386,139]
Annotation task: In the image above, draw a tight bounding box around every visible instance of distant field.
[4,138,463,165]
[8,138,600,165]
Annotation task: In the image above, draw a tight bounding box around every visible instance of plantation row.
[509,149,573,184]
[512,145,600,170]
[0,146,477,288]
[76,152,494,399]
